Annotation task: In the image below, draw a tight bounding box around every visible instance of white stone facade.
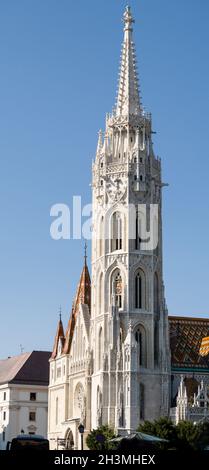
[48,6,171,449]
[0,384,48,449]
[171,376,209,424]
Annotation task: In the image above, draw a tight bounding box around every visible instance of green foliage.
[137,417,176,449]
[196,421,209,450]
[86,424,116,450]
[138,417,209,451]
[176,420,201,451]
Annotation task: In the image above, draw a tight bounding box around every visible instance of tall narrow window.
[113,271,122,308]
[135,273,142,308]
[135,328,142,366]
[135,326,146,368]
[111,212,122,252]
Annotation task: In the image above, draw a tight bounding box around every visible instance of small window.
[30,393,36,401]
[3,392,6,401]
[118,153,120,159]
[134,157,137,163]
[131,137,133,143]
[124,152,126,158]
[29,432,35,435]
[2,432,5,441]
[100,180,103,186]
[134,175,137,181]
[3,411,6,421]
[100,162,103,168]
[140,175,143,182]
[140,157,143,163]
[29,412,36,422]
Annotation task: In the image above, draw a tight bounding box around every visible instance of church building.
[48,7,209,449]
[48,6,170,449]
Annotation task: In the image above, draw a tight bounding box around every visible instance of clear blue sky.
[0,0,209,358]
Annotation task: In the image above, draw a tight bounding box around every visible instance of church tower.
[90,6,170,432]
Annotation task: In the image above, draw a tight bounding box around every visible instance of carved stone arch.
[104,203,127,253]
[65,428,74,450]
[130,264,147,311]
[105,260,127,311]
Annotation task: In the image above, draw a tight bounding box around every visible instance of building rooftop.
[169,316,209,371]
[0,351,51,386]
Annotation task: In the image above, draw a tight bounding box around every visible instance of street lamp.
[78,423,85,451]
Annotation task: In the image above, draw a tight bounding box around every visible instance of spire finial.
[59,305,62,322]
[115,5,141,118]
[123,5,135,31]
[84,241,87,265]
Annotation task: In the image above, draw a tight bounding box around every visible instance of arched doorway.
[65,428,74,450]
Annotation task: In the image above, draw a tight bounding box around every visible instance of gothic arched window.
[111,212,122,252]
[135,272,142,308]
[112,269,122,308]
[135,325,146,367]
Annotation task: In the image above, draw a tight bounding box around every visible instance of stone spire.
[116,6,141,118]
[51,311,65,359]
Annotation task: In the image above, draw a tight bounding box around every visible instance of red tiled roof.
[169,316,209,369]
[62,261,91,355]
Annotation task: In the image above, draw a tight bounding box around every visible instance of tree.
[176,420,202,451]
[86,425,116,450]
[196,421,209,450]
[137,417,177,449]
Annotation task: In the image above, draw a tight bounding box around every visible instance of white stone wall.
[0,384,48,450]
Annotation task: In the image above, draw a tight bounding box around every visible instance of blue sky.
[0,0,209,358]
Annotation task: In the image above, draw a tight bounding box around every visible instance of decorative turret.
[51,309,65,359]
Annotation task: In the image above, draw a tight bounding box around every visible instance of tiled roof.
[169,316,209,370]
[0,351,51,386]
[62,261,91,355]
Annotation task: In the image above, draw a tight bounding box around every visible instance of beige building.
[0,351,50,449]
[48,6,170,450]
